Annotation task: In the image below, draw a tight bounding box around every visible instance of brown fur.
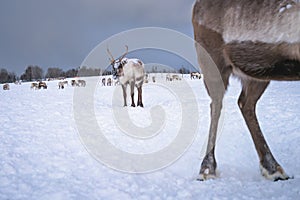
[3,83,9,90]
[193,0,300,181]
[38,82,47,89]
[31,82,38,89]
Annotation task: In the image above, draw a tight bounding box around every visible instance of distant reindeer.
[31,83,39,90]
[101,78,106,86]
[166,74,172,81]
[38,81,47,89]
[107,78,112,86]
[3,83,9,90]
[144,74,149,83]
[78,80,86,87]
[107,45,145,107]
[58,81,64,89]
[71,80,79,87]
[71,79,85,87]
[193,0,300,181]
[152,76,156,83]
[58,81,68,89]
[190,72,201,80]
[172,74,181,81]
[14,80,22,85]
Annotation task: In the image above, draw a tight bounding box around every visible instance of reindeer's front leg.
[130,82,135,107]
[121,84,127,107]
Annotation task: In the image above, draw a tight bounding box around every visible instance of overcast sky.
[0,0,196,75]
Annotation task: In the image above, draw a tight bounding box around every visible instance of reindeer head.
[107,45,128,79]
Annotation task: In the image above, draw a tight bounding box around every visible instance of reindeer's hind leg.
[238,79,289,181]
[137,87,143,107]
[130,82,135,107]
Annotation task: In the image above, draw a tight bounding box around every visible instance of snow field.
[0,75,300,199]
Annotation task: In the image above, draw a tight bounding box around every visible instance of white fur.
[259,164,289,181]
[118,58,144,87]
[197,169,219,181]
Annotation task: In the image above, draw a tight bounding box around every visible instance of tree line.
[0,66,109,83]
[0,69,17,84]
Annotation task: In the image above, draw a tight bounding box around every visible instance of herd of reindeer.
[99,72,201,86]
[2,0,300,181]
[1,79,87,90]
[1,72,201,91]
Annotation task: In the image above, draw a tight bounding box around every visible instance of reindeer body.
[38,81,47,89]
[58,81,68,89]
[193,0,300,181]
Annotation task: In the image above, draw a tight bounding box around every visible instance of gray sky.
[0,0,196,75]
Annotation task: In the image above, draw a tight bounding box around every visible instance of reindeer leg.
[137,87,143,107]
[194,25,231,181]
[130,82,135,107]
[198,83,225,181]
[238,79,289,181]
[197,73,228,181]
[122,84,127,107]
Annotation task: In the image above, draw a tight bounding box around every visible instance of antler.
[106,47,115,63]
[119,45,128,61]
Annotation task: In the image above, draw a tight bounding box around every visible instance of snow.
[1,75,300,199]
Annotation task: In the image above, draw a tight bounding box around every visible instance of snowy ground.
[1,75,300,199]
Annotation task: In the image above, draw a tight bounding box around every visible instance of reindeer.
[107,45,145,107]
[172,74,181,81]
[38,81,47,89]
[78,80,86,87]
[192,0,300,181]
[107,78,112,86]
[3,83,9,90]
[71,80,79,87]
[31,82,39,90]
[152,76,156,83]
[101,78,106,86]
[144,74,149,83]
[166,73,172,81]
[190,72,202,80]
[58,81,68,89]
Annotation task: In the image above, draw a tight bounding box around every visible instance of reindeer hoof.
[197,168,217,181]
[131,104,136,107]
[138,103,144,107]
[260,164,290,181]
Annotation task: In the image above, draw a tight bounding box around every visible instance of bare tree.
[21,65,43,81]
[0,68,9,83]
[0,68,17,83]
[45,67,64,79]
